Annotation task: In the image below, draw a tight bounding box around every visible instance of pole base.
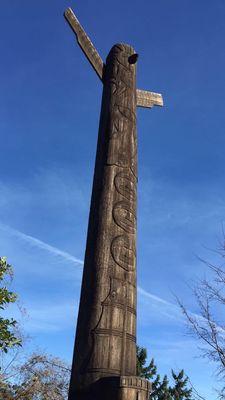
[118,376,151,400]
[69,376,151,400]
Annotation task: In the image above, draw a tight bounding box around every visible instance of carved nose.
[128,53,139,64]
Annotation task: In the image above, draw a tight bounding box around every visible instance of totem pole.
[64,8,163,400]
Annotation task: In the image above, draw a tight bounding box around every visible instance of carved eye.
[128,53,139,64]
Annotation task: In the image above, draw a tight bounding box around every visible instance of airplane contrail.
[0,222,175,306]
[0,222,84,266]
[0,222,215,329]
[2,221,225,346]
[137,286,175,307]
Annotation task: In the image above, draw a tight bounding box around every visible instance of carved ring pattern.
[114,171,136,201]
[111,235,136,272]
[113,201,136,234]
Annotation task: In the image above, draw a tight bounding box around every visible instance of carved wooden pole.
[64,8,163,400]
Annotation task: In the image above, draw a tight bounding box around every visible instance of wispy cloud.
[26,302,78,333]
[7,301,79,333]
[0,223,83,266]
[3,220,223,349]
[1,221,213,329]
[0,222,182,316]
[137,286,174,306]
[138,286,225,334]
[137,285,185,324]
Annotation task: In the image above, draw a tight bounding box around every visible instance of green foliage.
[136,346,193,400]
[0,257,21,353]
[136,346,155,379]
[157,375,173,400]
[170,370,193,400]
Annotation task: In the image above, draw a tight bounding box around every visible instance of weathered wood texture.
[136,89,163,108]
[64,8,104,80]
[68,43,138,399]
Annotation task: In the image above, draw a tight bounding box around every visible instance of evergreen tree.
[148,359,161,399]
[156,375,173,400]
[170,370,192,400]
[136,346,161,398]
[136,346,156,380]
[136,346,193,400]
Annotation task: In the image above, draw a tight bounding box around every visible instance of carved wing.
[136,89,163,108]
[64,8,104,81]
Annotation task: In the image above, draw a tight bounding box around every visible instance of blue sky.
[1,0,225,398]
